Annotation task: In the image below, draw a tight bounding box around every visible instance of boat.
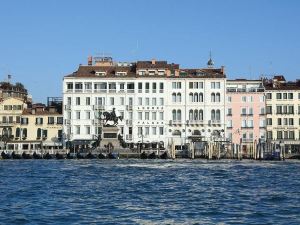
[55,153,65,159]
[43,152,53,159]
[76,152,85,159]
[22,152,33,159]
[33,152,43,159]
[160,151,169,159]
[107,152,117,159]
[1,151,11,159]
[140,152,148,159]
[98,153,106,159]
[85,152,96,159]
[148,152,157,159]
[12,151,22,159]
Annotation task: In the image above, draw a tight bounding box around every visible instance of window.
[109,97,114,105]
[189,82,193,89]
[172,93,176,102]
[260,96,265,102]
[152,83,157,93]
[277,131,283,139]
[276,105,282,114]
[288,105,294,114]
[278,118,282,125]
[152,98,157,106]
[289,118,294,125]
[248,96,253,102]
[227,108,232,115]
[145,98,150,106]
[242,120,247,127]
[211,110,215,120]
[216,82,220,89]
[211,82,215,89]
[288,93,293,99]
[76,111,80,119]
[138,127,142,135]
[266,106,272,114]
[35,118,43,125]
[249,107,253,115]
[227,96,232,102]
[289,131,295,139]
[216,93,220,102]
[145,112,150,120]
[177,93,182,102]
[199,93,203,102]
[227,120,232,128]
[267,131,272,139]
[48,117,54,124]
[248,120,253,127]
[86,97,90,105]
[276,93,282,99]
[76,97,80,105]
[241,108,247,115]
[138,97,142,106]
[266,93,272,100]
[86,111,91,119]
[86,126,91,135]
[152,112,157,120]
[57,117,63,124]
[267,118,272,125]
[159,83,164,92]
[152,127,157,135]
[283,93,287,99]
[145,127,150,135]
[242,96,247,102]
[159,127,164,135]
[216,110,220,120]
[145,83,150,92]
[67,83,73,90]
[75,126,80,135]
[138,112,142,120]
[119,83,125,91]
[177,110,181,120]
[159,112,164,120]
[211,93,215,102]
[159,98,164,106]
[67,97,71,105]
[260,107,265,114]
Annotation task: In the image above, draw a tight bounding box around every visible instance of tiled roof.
[136,61,179,70]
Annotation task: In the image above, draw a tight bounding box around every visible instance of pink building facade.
[226,80,266,155]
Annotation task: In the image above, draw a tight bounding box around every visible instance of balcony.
[94,89,107,93]
[74,89,83,93]
[241,126,254,129]
[0,121,15,127]
[65,119,71,125]
[227,87,264,93]
[126,105,133,111]
[188,120,204,125]
[169,120,182,126]
[127,89,135,93]
[93,105,105,110]
[242,138,254,142]
[210,120,221,125]
[108,89,117,93]
[65,105,71,110]
[159,89,164,93]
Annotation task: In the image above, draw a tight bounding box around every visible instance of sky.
[0,0,300,103]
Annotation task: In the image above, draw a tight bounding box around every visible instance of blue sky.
[0,0,299,103]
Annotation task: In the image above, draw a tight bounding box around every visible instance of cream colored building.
[265,76,300,154]
[0,97,27,149]
[1,102,63,151]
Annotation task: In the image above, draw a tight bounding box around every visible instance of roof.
[22,108,62,116]
[136,61,179,70]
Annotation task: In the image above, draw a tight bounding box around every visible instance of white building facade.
[63,57,226,150]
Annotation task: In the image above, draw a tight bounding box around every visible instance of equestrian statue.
[102,108,123,126]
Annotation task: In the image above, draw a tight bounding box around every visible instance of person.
[111,108,116,119]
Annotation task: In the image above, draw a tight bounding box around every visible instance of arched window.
[16,128,20,138]
[216,110,221,120]
[7,128,12,136]
[211,110,216,120]
[172,93,176,102]
[189,93,193,102]
[194,109,198,120]
[199,109,203,120]
[2,128,7,136]
[199,93,203,102]
[177,110,181,121]
[211,93,215,102]
[172,110,177,121]
[189,110,193,121]
[216,93,220,102]
[177,93,181,102]
[194,93,198,102]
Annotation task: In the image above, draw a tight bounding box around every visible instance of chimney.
[88,56,93,65]
[221,66,225,74]
[151,59,156,65]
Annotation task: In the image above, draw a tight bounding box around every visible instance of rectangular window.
[76,126,80,135]
[110,97,114,105]
[76,111,80,119]
[211,82,215,89]
[145,83,150,92]
[67,97,71,105]
[288,105,294,114]
[86,126,91,135]
[86,111,91,119]
[145,112,150,120]
[189,82,193,89]
[260,96,265,102]
[145,127,150,135]
[242,96,247,102]
[57,117,63,124]
[152,127,157,135]
[267,118,272,125]
[276,106,282,114]
[277,118,282,125]
[152,98,157,106]
[266,93,272,100]
[159,127,164,135]
[145,98,150,106]
[138,97,142,106]
[152,112,157,120]
[276,93,282,99]
[249,107,253,115]
[48,117,55,124]
[138,112,142,120]
[138,82,142,92]
[86,97,90,105]
[138,127,142,135]
[283,93,287,99]
[288,93,293,99]
[227,108,232,115]
[241,108,247,115]
[227,96,231,102]
[120,97,125,105]
[76,97,80,105]
[277,131,282,139]
[159,112,164,120]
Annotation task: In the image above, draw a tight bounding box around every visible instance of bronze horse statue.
[102,108,122,126]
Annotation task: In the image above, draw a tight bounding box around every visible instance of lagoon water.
[0,159,300,225]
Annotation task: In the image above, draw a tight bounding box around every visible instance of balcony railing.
[169,120,182,125]
[188,120,204,125]
[227,87,264,93]
[126,105,133,111]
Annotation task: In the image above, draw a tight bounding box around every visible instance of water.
[0,160,300,225]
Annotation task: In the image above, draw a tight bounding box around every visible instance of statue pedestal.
[100,126,120,151]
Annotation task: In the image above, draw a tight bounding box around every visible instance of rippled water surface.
[0,159,300,224]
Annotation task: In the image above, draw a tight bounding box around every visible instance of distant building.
[226,79,266,156]
[264,76,300,153]
[63,56,226,151]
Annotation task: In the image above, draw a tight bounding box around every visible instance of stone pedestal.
[100,126,120,151]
